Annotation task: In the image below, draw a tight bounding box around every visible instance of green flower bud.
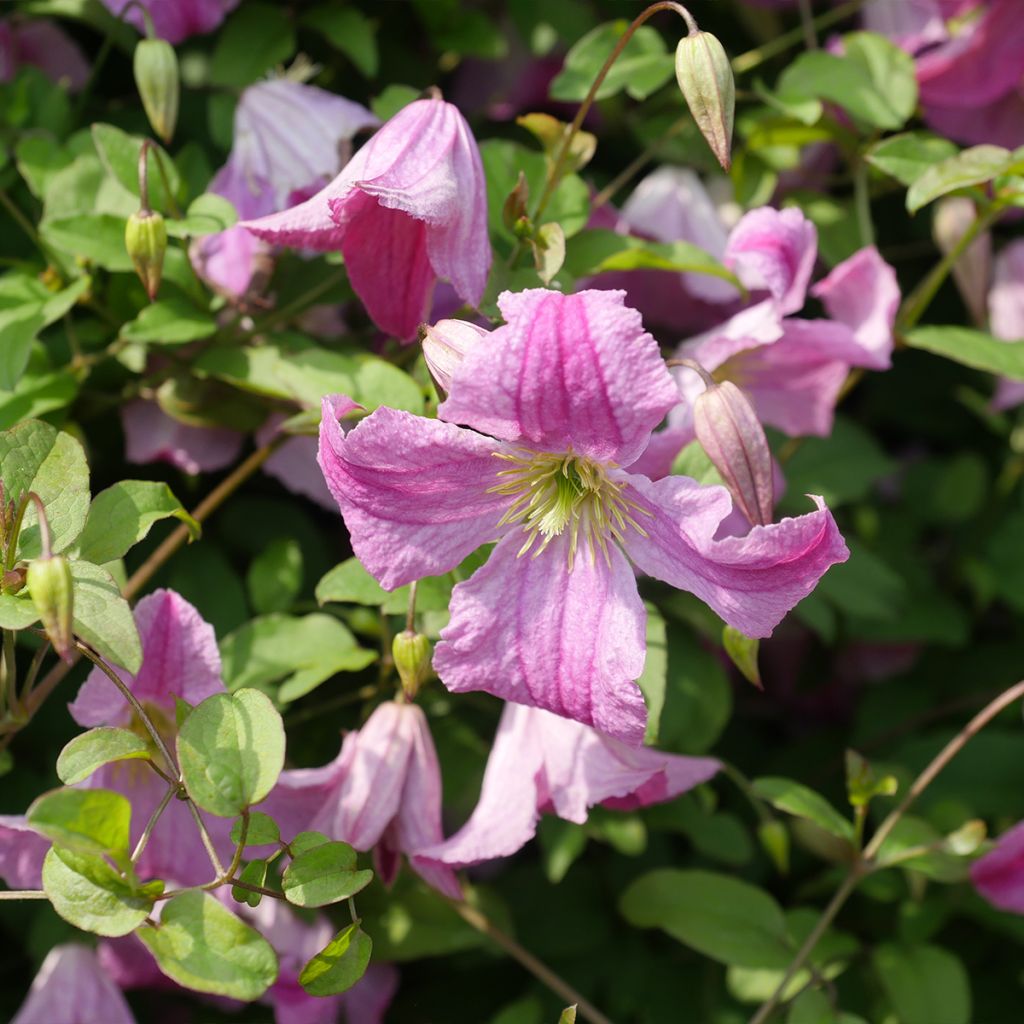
[27,554,74,662]
[675,30,735,171]
[134,38,179,144]
[392,630,431,700]
[125,209,167,300]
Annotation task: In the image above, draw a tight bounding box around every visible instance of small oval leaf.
[56,728,150,785]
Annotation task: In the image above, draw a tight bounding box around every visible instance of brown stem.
[666,357,715,388]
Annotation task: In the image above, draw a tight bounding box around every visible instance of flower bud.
[693,380,773,527]
[675,30,735,172]
[392,630,431,700]
[933,196,991,327]
[133,38,179,144]
[125,209,167,300]
[27,554,74,662]
[421,319,488,396]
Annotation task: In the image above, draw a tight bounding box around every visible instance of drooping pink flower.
[318,288,848,745]
[259,700,460,899]
[971,820,1024,914]
[987,239,1024,411]
[0,18,89,90]
[12,945,136,1024]
[241,97,491,340]
[419,703,719,869]
[193,78,379,300]
[100,0,239,43]
[67,589,233,885]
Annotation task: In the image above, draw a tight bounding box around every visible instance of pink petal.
[725,207,818,315]
[434,532,649,745]
[972,819,1024,914]
[256,418,336,510]
[121,400,244,475]
[861,0,947,53]
[317,397,508,589]
[12,945,136,1024]
[422,318,490,394]
[341,963,400,1024]
[922,89,1024,149]
[98,936,168,992]
[0,815,49,889]
[811,247,899,370]
[622,474,848,638]
[191,224,268,299]
[990,239,1024,342]
[69,589,224,726]
[439,289,679,467]
[101,0,238,43]
[4,19,90,90]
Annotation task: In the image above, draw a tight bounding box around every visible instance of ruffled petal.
[972,820,1024,914]
[440,289,679,467]
[434,532,649,744]
[622,474,848,638]
[318,397,508,589]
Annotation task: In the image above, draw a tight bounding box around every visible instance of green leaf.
[872,944,971,1024]
[120,297,217,345]
[814,539,906,620]
[371,84,420,122]
[56,727,150,785]
[316,558,389,606]
[15,132,73,199]
[91,123,181,210]
[77,480,199,565]
[0,357,78,431]
[722,626,761,689]
[42,846,155,937]
[290,830,333,856]
[658,626,732,755]
[247,538,303,614]
[232,858,269,907]
[0,592,39,630]
[70,560,143,673]
[210,2,296,87]
[165,193,238,238]
[219,614,376,704]
[41,214,135,271]
[177,689,286,817]
[620,869,793,968]
[638,604,667,744]
[906,145,1018,213]
[752,778,854,841]
[0,418,90,557]
[138,890,278,999]
[904,325,1024,378]
[842,32,918,125]
[231,811,280,848]
[27,787,131,859]
[551,21,673,102]
[302,6,378,76]
[283,841,374,908]
[865,132,959,186]
[299,921,373,997]
[558,1007,578,1024]
[532,221,566,285]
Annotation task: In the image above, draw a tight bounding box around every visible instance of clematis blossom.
[193,78,379,300]
[0,17,89,89]
[419,703,720,869]
[241,97,490,340]
[259,699,460,899]
[971,819,1024,914]
[318,288,848,745]
[12,945,136,1024]
[101,0,238,43]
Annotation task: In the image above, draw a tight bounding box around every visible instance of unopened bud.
[421,319,488,396]
[125,209,167,300]
[502,170,530,235]
[27,554,74,662]
[933,197,991,327]
[758,819,790,875]
[134,38,179,144]
[675,30,735,172]
[692,378,773,527]
[392,630,431,700]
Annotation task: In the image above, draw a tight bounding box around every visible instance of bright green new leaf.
[559,1008,578,1024]
[70,560,143,673]
[231,810,281,848]
[906,145,1019,213]
[299,921,373,997]
[27,786,131,860]
[722,626,761,690]
[316,558,389,606]
[283,841,374,908]
[753,777,854,841]
[177,689,286,817]
[56,727,150,785]
[138,891,279,999]
[865,133,959,186]
[904,325,1024,379]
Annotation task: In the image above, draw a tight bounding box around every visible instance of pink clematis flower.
[419,703,720,869]
[122,398,244,476]
[67,589,233,885]
[0,18,89,90]
[971,819,1024,914]
[241,97,490,341]
[987,239,1024,411]
[259,699,460,899]
[193,78,379,300]
[101,0,238,43]
[318,288,848,745]
[0,815,50,888]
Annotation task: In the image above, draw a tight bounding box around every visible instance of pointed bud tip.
[125,210,167,301]
[392,630,432,700]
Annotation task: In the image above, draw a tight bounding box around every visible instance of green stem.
[0,189,54,265]
[796,0,819,49]
[853,157,875,249]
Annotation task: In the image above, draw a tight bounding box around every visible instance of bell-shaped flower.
[193,77,379,299]
[319,288,848,745]
[241,97,490,340]
[101,0,238,43]
[0,17,89,90]
[12,944,135,1024]
[419,703,720,869]
[259,700,460,899]
[67,589,233,884]
[971,819,1024,914]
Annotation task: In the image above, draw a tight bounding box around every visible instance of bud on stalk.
[392,630,432,700]
[27,554,75,663]
[134,38,179,144]
[125,209,167,300]
[675,30,735,172]
[421,319,488,396]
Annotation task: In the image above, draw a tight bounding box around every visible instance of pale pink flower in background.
[987,239,1024,411]
[419,703,720,869]
[318,288,848,745]
[101,0,238,43]
[122,398,244,475]
[0,17,89,89]
[0,815,49,889]
[12,945,135,1024]
[260,699,460,899]
[971,819,1024,913]
[242,97,491,340]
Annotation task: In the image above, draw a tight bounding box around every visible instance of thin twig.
[131,784,177,863]
[0,890,48,900]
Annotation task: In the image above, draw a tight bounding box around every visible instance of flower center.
[488,449,652,568]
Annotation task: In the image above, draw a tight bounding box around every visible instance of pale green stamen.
[488,449,652,569]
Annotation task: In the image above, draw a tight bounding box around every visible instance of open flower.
[971,819,1024,914]
[101,0,238,43]
[12,945,136,1024]
[419,703,720,869]
[259,700,460,899]
[319,288,848,745]
[241,97,490,340]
